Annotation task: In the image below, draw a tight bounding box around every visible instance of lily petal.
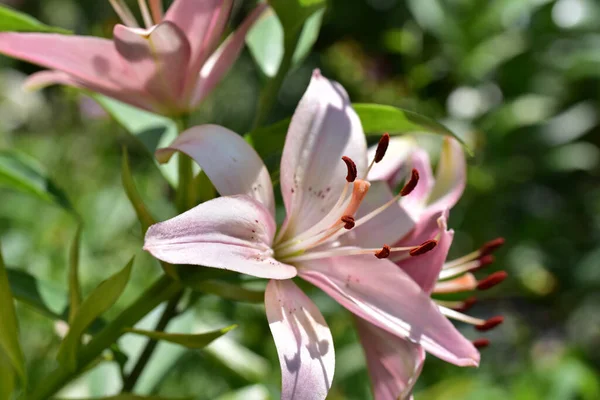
[367,136,416,185]
[341,181,415,248]
[356,317,425,400]
[113,22,190,109]
[191,3,268,107]
[397,213,454,294]
[164,0,232,87]
[0,33,153,105]
[265,280,335,400]
[400,149,435,219]
[427,137,466,214]
[144,195,295,279]
[299,255,479,366]
[279,70,367,239]
[155,124,275,215]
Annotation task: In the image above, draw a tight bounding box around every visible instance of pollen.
[472,338,491,349]
[475,316,504,331]
[400,168,420,196]
[409,239,437,256]
[477,271,508,290]
[374,133,390,163]
[341,215,355,229]
[480,237,505,256]
[374,244,391,259]
[342,156,357,182]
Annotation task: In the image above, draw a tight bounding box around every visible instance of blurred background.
[1,0,600,399]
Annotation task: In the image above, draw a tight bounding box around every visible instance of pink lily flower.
[143,70,480,399]
[0,0,266,115]
[353,141,506,399]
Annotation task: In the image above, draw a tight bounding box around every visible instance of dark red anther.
[400,168,419,196]
[375,244,391,259]
[475,316,504,332]
[480,237,505,256]
[342,156,357,182]
[472,338,490,349]
[341,215,355,230]
[473,255,495,272]
[455,296,477,312]
[374,133,390,163]
[409,239,437,256]
[477,271,508,290]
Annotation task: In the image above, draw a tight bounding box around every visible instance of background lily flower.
[0,0,266,116]
[367,135,466,223]
[355,209,506,400]
[143,70,479,399]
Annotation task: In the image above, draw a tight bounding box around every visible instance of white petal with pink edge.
[356,317,425,400]
[155,124,275,216]
[144,195,295,279]
[298,255,480,366]
[279,70,367,240]
[265,279,335,400]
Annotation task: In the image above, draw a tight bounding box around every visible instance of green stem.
[252,32,301,130]
[121,291,183,391]
[174,116,196,213]
[29,275,182,400]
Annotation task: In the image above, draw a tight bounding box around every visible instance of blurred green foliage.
[1,0,600,398]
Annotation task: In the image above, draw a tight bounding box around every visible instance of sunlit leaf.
[268,0,326,37]
[124,325,237,349]
[247,7,324,77]
[187,280,264,303]
[0,5,71,34]
[68,226,82,325]
[352,103,467,145]
[0,149,77,214]
[57,258,134,371]
[121,148,156,234]
[93,95,178,186]
[0,246,26,391]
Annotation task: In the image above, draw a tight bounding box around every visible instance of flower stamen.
[341,215,355,230]
[472,338,491,349]
[365,133,390,177]
[475,316,504,331]
[409,239,437,256]
[374,244,391,259]
[477,271,508,291]
[109,0,140,27]
[137,0,155,28]
[342,156,357,182]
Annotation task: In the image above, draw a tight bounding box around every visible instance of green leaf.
[6,268,65,320]
[0,5,71,34]
[246,117,290,161]
[187,280,264,303]
[268,0,326,38]
[247,6,324,77]
[57,258,134,371]
[0,246,26,389]
[68,226,83,325]
[352,103,470,150]
[292,8,325,65]
[0,149,77,214]
[93,95,178,186]
[125,325,237,349]
[121,148,156,234]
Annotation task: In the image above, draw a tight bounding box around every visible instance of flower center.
[273,134,435,263]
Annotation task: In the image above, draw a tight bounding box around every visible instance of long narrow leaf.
[121,149,156,234]
[57,258,134,371]
[68,226,83,324]
[0,5,71,33]
[124,325,237,349]
[0,246,26,389]
[0,150,77,215]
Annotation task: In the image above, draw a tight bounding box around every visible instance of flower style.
[0,0,266,115]
[353,138,506,399]
[143,70,480,399]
